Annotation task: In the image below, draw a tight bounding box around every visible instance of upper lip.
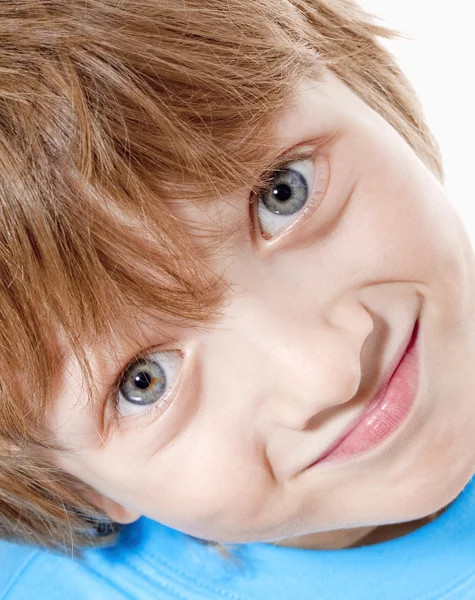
[301,319,418,472]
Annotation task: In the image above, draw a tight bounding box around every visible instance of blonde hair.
[0,0,442,551]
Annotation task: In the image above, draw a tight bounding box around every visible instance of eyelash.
[251,152,313,199]
[105,348,184,428]
[249,144,331,240]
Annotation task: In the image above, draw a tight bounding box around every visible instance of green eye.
[116,350,181,416]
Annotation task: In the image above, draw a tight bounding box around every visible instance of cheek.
[341,142,469,288]
[95,425,277,539]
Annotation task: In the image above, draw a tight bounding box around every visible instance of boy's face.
[50,70,475,547]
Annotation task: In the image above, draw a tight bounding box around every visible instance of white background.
[357,1,475,241]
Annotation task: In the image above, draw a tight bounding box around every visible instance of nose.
[268,304,373,430]
[268,310,373,430]
[204,293,374,432]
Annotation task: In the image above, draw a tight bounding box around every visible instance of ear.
[86,489,142,525]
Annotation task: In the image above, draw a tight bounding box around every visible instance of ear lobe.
[87,490,142,524]
[100,498,142,525]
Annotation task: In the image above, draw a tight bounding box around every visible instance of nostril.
[325,302,374,340]
[268,359,363,432]
[269,398,318,432]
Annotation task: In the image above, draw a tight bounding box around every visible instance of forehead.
[172,75,335,223]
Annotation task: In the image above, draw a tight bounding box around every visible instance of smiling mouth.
[304,319,420,470]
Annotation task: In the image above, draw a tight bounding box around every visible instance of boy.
[1,0,475,598]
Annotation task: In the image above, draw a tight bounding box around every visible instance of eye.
[253,156,324,239]
[116,350,182,417]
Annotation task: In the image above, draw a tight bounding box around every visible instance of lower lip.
[311,321,420,468]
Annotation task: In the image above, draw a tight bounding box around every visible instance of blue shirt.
[1,474,475,599]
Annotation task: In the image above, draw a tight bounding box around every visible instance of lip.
[305,319,420,470]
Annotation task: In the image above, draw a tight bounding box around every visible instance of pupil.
[272,183,292,202]
[134,371,152,389]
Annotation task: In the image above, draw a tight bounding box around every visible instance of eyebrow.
[257,127,339,180]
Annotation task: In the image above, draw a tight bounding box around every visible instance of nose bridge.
[202,288,373,429]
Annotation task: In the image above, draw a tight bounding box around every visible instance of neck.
[273,506,449,550]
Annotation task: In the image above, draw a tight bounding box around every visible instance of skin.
[50,70,475,550]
